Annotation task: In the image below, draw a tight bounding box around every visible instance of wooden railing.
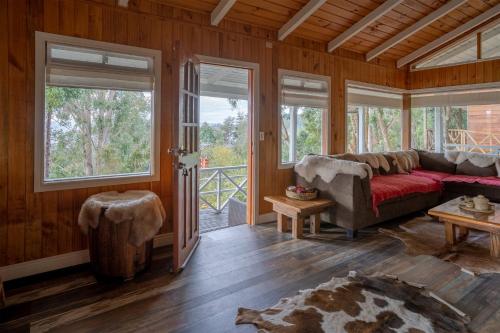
[199,165,247,213]
[446,129,500,155]
[423,129,500,155]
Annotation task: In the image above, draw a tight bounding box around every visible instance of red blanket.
[442,175,500,187]
[410,169,453,182]
[370,174,442,216]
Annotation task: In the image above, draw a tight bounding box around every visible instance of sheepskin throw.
[78,191,166,246]
[445,151,500,176]
[236,271,470,333]
[354,153,390,172]
[295,155,373,183]
[387,150,420,173]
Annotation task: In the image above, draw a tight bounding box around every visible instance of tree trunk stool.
[88,211,153,280]
[264,195,335,239]
[79,190,166,281]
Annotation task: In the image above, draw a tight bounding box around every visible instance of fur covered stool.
[78,191,166,280]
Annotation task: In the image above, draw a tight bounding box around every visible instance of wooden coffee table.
[428,197,500,257]
[264,195,335,239]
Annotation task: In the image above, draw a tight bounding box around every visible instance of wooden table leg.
[491,233,500,258]
[292,217,304,239]
[310,214,321,234]
[277,213,288,233]
[458,226,469,242]
[444,221,457,247]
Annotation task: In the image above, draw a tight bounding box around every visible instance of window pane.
[411,107,436,151]
[416,35,477,69]
[281,106,291,164]
[346,107,359,154]
[481,25,500,59]
[279,73,329,164]
[296,107,323,161]
[44,87,152,180]
[346,86,402,153]
[366,107,402,153]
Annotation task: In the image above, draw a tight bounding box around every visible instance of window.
[346,84,403,154]
[414,23,500,70]
[35,32,161,191]
[411,86,500,155]
[279,70,330,166]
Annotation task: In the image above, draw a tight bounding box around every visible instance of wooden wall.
[409,59,500,89]
[0,0,407,266]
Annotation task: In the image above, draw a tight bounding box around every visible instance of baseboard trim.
[0,233,173,282]
[257,212,277,224]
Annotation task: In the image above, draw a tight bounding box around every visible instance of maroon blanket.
[370,174,442,216]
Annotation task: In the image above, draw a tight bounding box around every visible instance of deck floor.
[199,208,230,233]
[1,217,500,333]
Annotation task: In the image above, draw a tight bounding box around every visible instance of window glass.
[346,85,402,153]
[416,35,477,69]
[44,87,152,180]
[411,88,500,155]
[37,35,159,189]
[279,72,329,165]
[481,25,500,59]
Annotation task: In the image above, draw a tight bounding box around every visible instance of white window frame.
[410,21,500,71]
[278,69,331,169]
[34,32,161,192]
[344,81,405,154]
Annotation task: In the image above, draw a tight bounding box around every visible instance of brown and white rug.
[235,271,470,333]
[380,216,500,275]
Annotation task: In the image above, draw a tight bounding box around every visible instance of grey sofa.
[296,150,500,238]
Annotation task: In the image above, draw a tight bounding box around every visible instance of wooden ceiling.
[156,0,499,64]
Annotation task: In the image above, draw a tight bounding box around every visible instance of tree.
[45,87,152,179]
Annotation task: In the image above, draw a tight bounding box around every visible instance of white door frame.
[196,55,260,225]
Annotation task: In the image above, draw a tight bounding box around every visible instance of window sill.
[35,173,159,193]
[278,162,296,170]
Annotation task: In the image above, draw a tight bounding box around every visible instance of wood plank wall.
[0,0,407,266]
[409,59,500,89]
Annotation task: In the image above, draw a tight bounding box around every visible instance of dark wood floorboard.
[1,220,499,333]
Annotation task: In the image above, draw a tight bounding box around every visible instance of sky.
[200,96,248,124]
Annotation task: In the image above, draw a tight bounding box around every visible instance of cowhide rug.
[235,271,470,333]
[380,216,500,275]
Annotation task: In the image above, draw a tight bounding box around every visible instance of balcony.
[423,129,500,155]
[199,165,247,233]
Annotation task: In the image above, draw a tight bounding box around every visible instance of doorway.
[197,58,258,233]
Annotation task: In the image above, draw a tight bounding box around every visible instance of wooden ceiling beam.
[397,4,500,68]
[211,0,237,26]
[327,0,404,53]
[366,0,468,61]
[278,0,327,41]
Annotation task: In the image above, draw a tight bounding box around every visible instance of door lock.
[168,147,188,156]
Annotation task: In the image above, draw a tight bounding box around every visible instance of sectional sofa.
[296,150,500,238]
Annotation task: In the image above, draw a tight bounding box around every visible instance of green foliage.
[45,86,152,179]
[200,110,248,167]
[280,106,323,163]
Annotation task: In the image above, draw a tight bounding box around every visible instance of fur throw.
[354,153,390,172]
[78,190,166,246]
[387,150,420,173]
[445,151,500,174]
[295,155,373,183]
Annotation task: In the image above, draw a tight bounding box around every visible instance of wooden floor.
[1,217,500,333]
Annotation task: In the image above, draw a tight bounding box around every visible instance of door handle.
[168,147,188,156]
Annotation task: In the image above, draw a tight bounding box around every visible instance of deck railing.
[199,165,247,213]
[424,129,500,156]
[446,129,500,155]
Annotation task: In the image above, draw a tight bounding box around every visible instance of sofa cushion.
[442,175,500,187]
[410,169,453,182]
[417,150,456,174]
[370,174,442,216]
[380,154,399,175]
[456,160,497,177]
